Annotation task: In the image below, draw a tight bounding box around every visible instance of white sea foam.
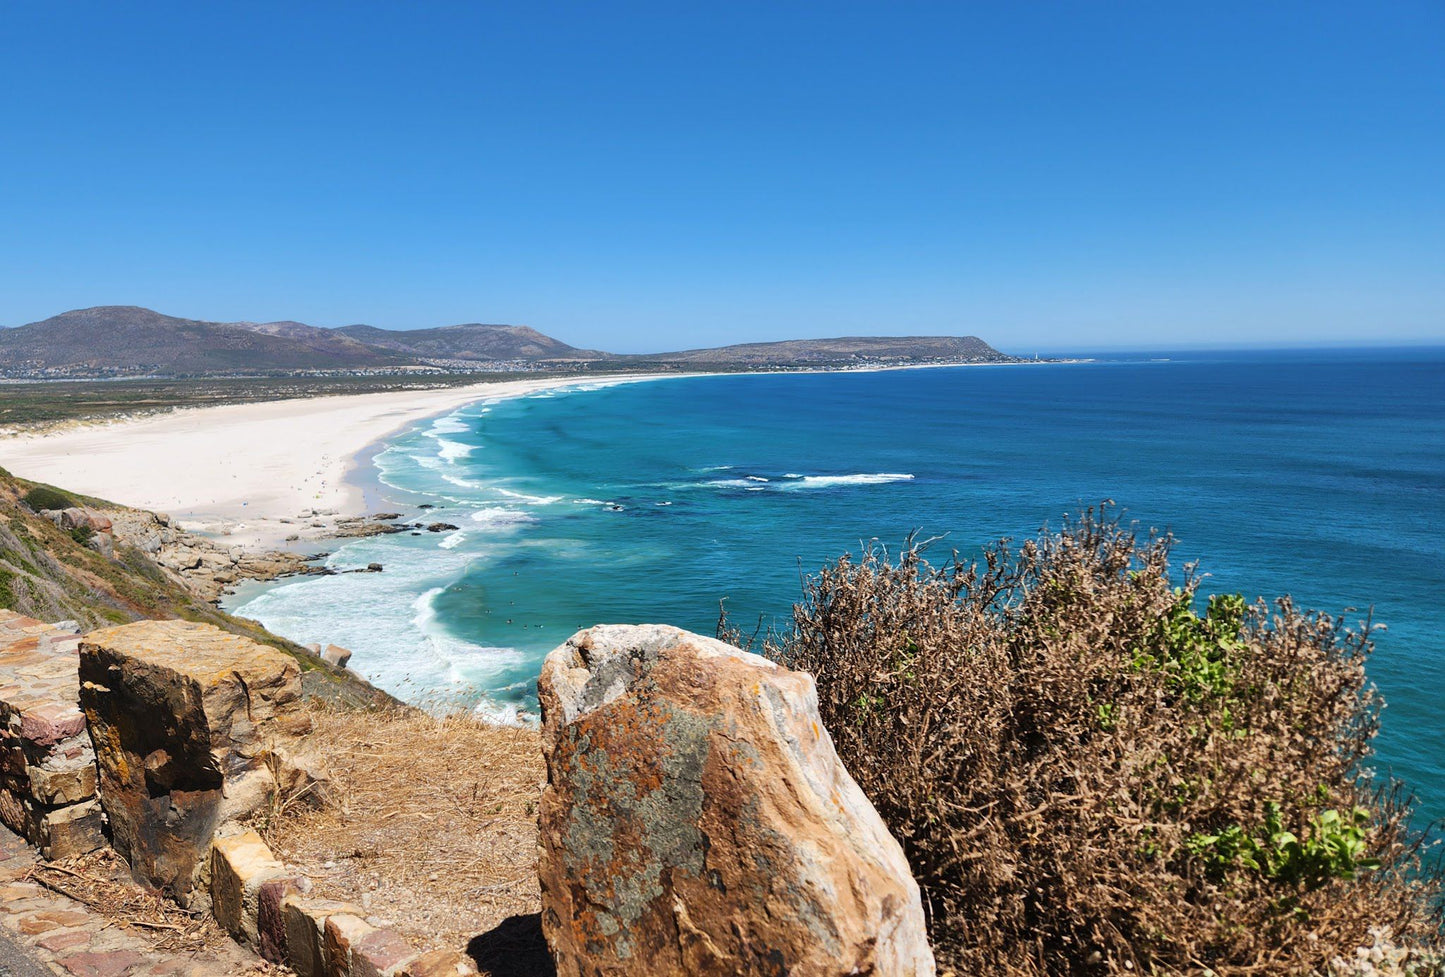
[783,472,915,489]
[703,472,915,491]
[412,585,447,637]
[231,541,496,701]
[471,699,535,727]
[494,487,564,505]
[469,506,537,527]
[441,473,489,490]
[435,439,474,463]
[410,588,527,691]
[427,415,469,436]
[438,530,468,549]
[571,498,611,506]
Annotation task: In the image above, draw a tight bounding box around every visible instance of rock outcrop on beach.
[41,506,112,534]
[107,508,319,602]
[329,515,413,538]
[537,624,936,976]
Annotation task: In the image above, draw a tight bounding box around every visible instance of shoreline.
[0,359,1066,553]
[0,373,677,550]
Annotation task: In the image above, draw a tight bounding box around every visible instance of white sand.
[0,375,661,549]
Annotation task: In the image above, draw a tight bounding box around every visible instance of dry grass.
[255,701,545,959]
[30,848,238,955]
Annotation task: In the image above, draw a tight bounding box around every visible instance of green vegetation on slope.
[0,467,392,706]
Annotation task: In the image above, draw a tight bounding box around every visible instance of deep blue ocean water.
[231,348,1445,823]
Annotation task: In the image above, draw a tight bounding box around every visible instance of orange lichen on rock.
[537,624,935,977]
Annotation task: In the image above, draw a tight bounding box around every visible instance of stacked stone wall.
[0,610,104,859]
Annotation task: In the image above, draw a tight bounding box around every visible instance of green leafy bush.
[737,508,1442,975]
[21,486,75,512]
[1188,801,1381,886]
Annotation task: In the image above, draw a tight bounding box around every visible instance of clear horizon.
[2,1,1441,350]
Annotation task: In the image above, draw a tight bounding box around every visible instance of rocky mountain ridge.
[1,305,1019,377]
[0,307,412,375]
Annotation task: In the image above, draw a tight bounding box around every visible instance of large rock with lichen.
[537,624,935,976]
[79,620,322,907]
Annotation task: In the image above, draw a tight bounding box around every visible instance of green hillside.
[0,467,391,706]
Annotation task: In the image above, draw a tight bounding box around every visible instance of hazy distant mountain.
[228,319,408,361]
[0,305,1017,377]
[336,323,605,362]
[625,335,1012,366]
[0,307,410,374]
[331,327,1012,367]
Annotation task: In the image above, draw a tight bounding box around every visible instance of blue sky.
[1,2,1441,352]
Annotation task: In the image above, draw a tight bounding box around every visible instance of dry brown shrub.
[742,507,1442,975]
[257,701,545,957]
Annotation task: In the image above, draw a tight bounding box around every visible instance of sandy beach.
[0,374,660,548]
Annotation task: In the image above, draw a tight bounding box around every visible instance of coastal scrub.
[735,509,1442,975]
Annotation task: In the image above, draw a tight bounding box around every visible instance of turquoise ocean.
[229,348,1445,823]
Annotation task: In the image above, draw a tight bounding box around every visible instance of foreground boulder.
[79,620,322,907]
[537,625,935,976]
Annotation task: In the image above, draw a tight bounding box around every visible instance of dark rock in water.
[418,503,436,509]
[537,624,935,977]
[372,512,402,520]
[426,523,459,532]
[331,519,410,538]
[366,563,383,572]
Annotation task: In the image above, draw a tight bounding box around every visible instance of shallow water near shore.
[230,349,1445,823]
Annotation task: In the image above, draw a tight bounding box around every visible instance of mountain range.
[0,306,1015,376]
